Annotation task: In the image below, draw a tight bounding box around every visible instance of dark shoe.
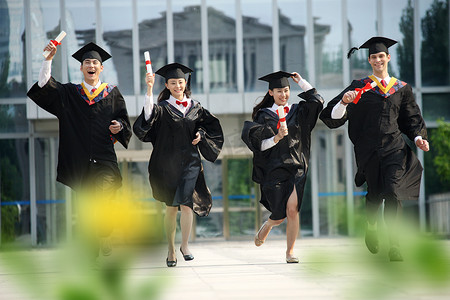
[389,247,403,262]
[180,247,194,261]
[166,257,177,267]
[365,229,379,254]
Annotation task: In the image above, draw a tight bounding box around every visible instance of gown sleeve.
[296,88,324,129]
[132,106,162,143]
[111,88,132,149]
[195,108,224,162]
[241,112,276,153]
[319,81,361,129]
[27,77,64,117]
[398,84,428,141]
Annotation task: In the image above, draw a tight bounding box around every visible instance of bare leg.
[180,205,193,255]
[286,186,299,259]
[256,217,284,245]
[165,206,178,261]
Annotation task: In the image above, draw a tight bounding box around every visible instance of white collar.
[373,74,391,84]
[83,80,102,91]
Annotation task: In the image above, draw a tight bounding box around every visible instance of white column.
[25,0,37,247]
[307,0,316,86]
[95,0,103,46]
[235,0,244,94]
[201,0,210,100]
[272,0,280,71]
[132,0,140,95]
[311,131,320,237]
[341,0,354,236]
[413,0,426,231]
[167,0,174,63]
[60,0,68,83]
[377,0,383,35]
[342,0,350,86]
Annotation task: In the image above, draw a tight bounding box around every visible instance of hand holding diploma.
[43,31,66,60]
[342,81,377,104]
[274,126,288,144]
[275,106,288,143]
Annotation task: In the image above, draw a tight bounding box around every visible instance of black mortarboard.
[155,63,193,81]
[347,36,397,59]
[258,71,294,90]
[72,42,112,64]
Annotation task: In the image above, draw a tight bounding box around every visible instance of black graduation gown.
[319,77,427,200]
[27,77,132,190]
[241,89,324,220]
[133,100,224,217]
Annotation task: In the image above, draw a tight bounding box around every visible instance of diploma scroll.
[144,51,153,74]
[353,81,377,104]
[276,106,287,129]
[43,31,66,58]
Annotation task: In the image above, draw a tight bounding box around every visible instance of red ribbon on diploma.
[276,106,289,129]
[51,40,61,46]
[145,60,151,65]
[353,82,374,104]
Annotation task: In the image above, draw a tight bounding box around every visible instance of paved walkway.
[1,238,450,300]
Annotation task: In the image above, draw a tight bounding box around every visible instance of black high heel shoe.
[166,257,177,267]
[180,247,194,261]
[166,253,177,267]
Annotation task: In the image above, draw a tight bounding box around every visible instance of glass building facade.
[0,0,449,247]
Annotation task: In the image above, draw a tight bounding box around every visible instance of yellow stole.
[81,82,108,102]
[369,75,396,95]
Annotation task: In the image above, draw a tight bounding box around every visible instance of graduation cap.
[72,42,112,64]
[347,36,397,59]
[258,71,294,90]
[156,63,193,81]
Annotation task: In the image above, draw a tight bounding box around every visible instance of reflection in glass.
[35,137,67,245]
[347,0,376,79]
[419,0,449,86]
[312,0,340,89]
[197,160,222,237]
[0,104,28,133]
[0,139,30,245]
[242,0,273,92]
[101,1,132,94]
[29,0,61,85]
[0,0,26,98]
[423,93,450,121]
[278,0,308,80]
[138,1,167,93]
[383,0,412,84]
[66,0,96,84]
[207,2,238,93]
[172,2,203,94]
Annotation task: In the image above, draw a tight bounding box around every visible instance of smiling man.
[319,37,429,262]
[27,41,132,260]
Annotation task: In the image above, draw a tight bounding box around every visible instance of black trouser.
[364,151,406,245]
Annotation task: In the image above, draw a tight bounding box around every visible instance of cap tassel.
[347,47,359,59]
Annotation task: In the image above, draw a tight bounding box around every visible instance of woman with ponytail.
[242,71,323,263]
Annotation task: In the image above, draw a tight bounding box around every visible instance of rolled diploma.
[277,106,287,128]
[144,51,153,74]
[43,31,66,58]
